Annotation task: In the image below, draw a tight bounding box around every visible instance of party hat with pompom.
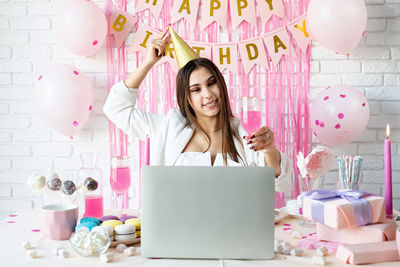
[168,27,199,69]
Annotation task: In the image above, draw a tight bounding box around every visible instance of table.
[0,209,399,267]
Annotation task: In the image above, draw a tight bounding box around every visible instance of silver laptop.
[141,166,275,260]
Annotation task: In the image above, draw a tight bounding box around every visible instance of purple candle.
[384,124,393,219]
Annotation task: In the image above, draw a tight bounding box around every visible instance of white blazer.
[103,81,294,192]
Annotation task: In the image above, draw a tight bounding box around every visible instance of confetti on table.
[31,229,40,232]
[9,215,17,217]
[7,221,16,223]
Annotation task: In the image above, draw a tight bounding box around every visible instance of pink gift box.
[303,193,385,229]
[336,240,400,264]
[317,219,396,244]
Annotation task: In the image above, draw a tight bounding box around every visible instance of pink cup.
[41,203,78,240]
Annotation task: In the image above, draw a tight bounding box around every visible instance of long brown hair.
[176,58,243,165]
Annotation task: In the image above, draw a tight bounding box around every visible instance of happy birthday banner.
[126,15,310,74]
[108,0,311,74]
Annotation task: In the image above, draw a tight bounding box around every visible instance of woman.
[103,28,293,192]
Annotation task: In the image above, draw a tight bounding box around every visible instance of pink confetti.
[323,96,329,101]
[31,229,40,232]
[340,94,346,98]
[283,227,292,231]
[7,221,15,223]
[319,122,325,128]
[315,120,319,126]
[283,224,291,226]
[73,121,79,126]
[89,105,92,111]
[73,71,79,75]
[335,124,341,129]
[93,40,98,45]
[302,236,307,239]
[309,232,317,236]
[362,102,366,107]
[338,113,344,119]
[38,75,43,80]
[8,214,17,217]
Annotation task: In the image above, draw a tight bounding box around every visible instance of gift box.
[336,241,400,264]
[302,190,385,229]
[317,219,396,244]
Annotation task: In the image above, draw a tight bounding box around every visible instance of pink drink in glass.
[84,194,103,218]
[110,166,131,195]
[241,110,261,135]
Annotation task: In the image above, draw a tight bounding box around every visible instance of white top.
[176,152,242,166]
[103,81,294,192]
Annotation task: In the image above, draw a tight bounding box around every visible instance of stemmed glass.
[110,156,131,216]
[240,96,262,135]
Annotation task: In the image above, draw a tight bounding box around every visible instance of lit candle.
[384,124,392,219]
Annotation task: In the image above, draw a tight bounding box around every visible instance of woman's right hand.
[143,27,171,66]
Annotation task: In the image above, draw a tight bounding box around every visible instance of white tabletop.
[0,209,399,267]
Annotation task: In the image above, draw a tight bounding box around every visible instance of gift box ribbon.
[302,190,372,226]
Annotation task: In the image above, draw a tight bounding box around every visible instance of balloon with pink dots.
[33,63,93,137]
[310,84,369,147]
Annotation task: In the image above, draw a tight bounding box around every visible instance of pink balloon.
[55,0,107,56]
[310,85,369,147]
[33,64,93,137]
[307,0,367,54]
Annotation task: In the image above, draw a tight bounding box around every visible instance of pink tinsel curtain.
[111,0,312,208]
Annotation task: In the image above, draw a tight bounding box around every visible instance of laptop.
[141,166,275,260]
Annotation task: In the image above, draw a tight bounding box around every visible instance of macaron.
[100,215,119,223]
[115,224,136,234]
[75,221,98,231]
[115,224,136,242]
[101,219,123,229]
[125,218,141,229]
[80,217,101,226]
[120,214,137,223]
[115,233,137,241]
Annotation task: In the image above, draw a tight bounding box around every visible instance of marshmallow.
[27,249,38,258]
[116,244,128,252]
[316,246,328,256]
[290,248,304,256]
[60,250,70,258]
[100,252,113,263]
[22,241,32,250]
[124,247,136,256]
[282,246,292,255]
[274,243,283,253]
[70,229,110,256]
[312,256,326,265]
[291,231,303,239]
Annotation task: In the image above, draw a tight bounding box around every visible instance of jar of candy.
[76,153,104,218]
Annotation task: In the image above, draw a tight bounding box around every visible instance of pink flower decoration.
[338,113,344,119]
[89,105,92,111]
[335,124,341,129]
[73,121,79,126]
[296,146,334,180]
[73,71,79,75]
[92,40,98,45]
[323,96,329,101]
[38,75,43,80]
[340,94,346,98]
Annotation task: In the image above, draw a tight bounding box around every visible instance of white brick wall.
[0,0,399,220]
[311,1,400,214]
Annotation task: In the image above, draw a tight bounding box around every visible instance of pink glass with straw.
[240,96,262,135]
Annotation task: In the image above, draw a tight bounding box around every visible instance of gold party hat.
[168,27,200,69]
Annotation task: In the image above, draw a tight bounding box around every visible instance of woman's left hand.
[244,126,275,153]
